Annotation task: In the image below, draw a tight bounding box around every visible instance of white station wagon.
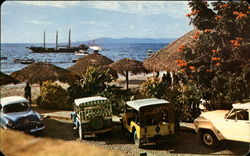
[194,102,250,147]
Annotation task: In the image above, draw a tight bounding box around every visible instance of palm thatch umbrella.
[0,72,19,86]
[10,62,76,84]
[109,58,147,89]
[68,52,117,78]
[143,29,201,72]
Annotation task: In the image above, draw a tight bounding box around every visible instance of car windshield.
[3,102,31,113]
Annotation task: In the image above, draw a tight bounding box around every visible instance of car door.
[221,109,250,142]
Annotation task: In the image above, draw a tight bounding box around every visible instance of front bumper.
[141,134,175,143]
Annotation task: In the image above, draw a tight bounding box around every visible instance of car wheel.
[91,117,104,130]
[134,130,142,148]
[200,131,218,147]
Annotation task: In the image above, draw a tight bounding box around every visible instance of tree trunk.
[126,70,129,90]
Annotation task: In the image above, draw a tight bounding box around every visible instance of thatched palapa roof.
[0,72,19,86]
[10,62,76,84]
[68,52,115,76]
[109,58,147,89]
[143,29,200,72]
[109,58,147,75]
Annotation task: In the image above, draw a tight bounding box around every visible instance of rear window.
[3,102,31,113]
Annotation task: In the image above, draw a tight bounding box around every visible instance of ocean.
[0,43,167,74]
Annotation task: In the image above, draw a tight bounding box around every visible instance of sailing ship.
[27,29,88,53]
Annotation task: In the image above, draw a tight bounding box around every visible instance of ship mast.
[56,30,58,50]
[68,29,71,48]
[43,31,46,48]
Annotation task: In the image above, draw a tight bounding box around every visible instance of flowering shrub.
[178,0,250,108]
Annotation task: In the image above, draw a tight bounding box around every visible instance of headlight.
[6,119,13,127]
[36,113,44,121]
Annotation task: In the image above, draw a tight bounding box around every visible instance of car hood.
[3,110,40,123]
[197,110,229,121]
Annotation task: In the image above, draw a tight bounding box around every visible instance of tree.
[178,0,250,108]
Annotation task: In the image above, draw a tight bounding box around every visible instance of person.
[162,73,167,82]
[24,82,31,103]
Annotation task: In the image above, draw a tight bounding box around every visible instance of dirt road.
[36,118,249,156]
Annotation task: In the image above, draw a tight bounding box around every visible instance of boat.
[0,57,7,60]
[27,29,88,53]
[147,49,155,57]
[13,58,35,64]
[75,50,89,56]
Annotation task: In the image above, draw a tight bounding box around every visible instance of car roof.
[232,102,250,109]
[0,96,29,106]
[74,96,108,106]
[126,98,170,111]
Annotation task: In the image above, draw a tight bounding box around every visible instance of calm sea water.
[0,43,167,74]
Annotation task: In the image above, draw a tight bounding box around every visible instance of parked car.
[0,96,45,133]
[71,96,113,139]
[194,102,250,147]
[121,98,175,148]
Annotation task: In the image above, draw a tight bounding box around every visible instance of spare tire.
[91,117,104,130]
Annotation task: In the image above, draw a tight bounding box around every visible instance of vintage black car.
[0,96,45,133]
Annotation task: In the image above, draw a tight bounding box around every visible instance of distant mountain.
[75,37,176,44]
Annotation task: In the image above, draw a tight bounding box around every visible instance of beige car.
[194,102,250,147]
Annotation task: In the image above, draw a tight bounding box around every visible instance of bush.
[139,77,167,98]
[36,81,70,110]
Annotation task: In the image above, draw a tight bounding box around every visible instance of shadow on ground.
[30,118,249,155]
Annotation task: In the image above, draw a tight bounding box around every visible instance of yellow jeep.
[121,98,175,148]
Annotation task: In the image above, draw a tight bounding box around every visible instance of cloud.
[16,1,80,8]
[77,21,110,27]
[83,1,190,16]
[15,1,190,17]
[27,20,52,25]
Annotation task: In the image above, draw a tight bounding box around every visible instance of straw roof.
[0,72,19,86]
[109,58,147,75]
[10,62,76,84]
[68,52,115,76]
[143,29,200,72]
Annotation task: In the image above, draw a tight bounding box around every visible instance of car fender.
[196,122,224,140]
[130,121,141,138]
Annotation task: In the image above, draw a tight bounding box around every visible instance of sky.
[1,1,194,43]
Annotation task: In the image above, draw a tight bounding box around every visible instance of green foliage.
[80,66,114,97]
[36,81,69,110]
[139,77,167,98]
[66,66,131,114]
[178,0,250,108]
[175,83,202,122]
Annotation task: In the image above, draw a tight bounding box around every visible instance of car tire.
[134,130,142,148]
[200,130,218,148]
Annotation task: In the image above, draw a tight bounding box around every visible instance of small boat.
[0,57,7,60]
[147,49,155,57]
[75,50,89,56]
[72,58,80,63]
[13,58,35,64]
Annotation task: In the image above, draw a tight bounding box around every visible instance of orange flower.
[204,29,211,33]
[180,69,185,73]
[216,62,221,66]
[189,66,196,70]
[211,57,220,61]
[215,16,222,20]
[211,49,218,53]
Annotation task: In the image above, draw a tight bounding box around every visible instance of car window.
[3,102,31,113]
[227,109,249,120]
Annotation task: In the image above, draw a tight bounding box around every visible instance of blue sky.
[1,1,193,43]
